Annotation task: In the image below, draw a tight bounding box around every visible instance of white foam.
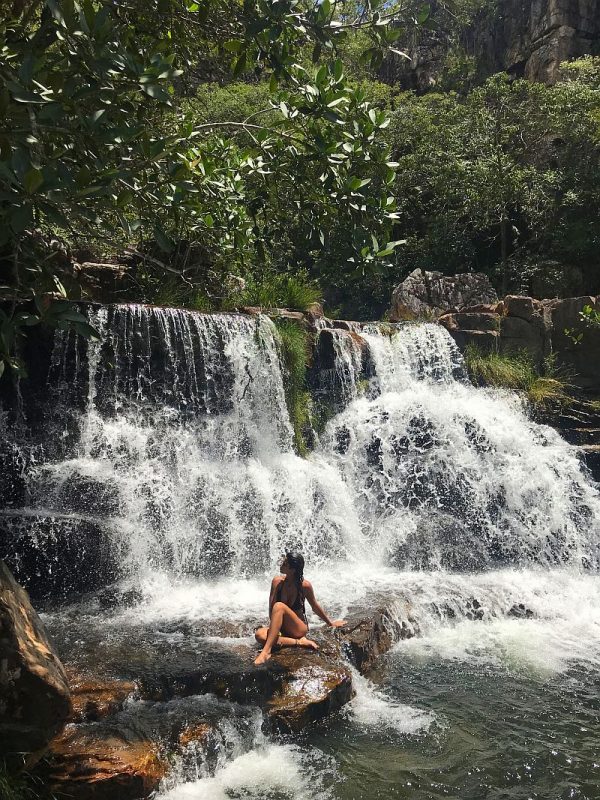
[346,668,434,735]
[158,743,335,800]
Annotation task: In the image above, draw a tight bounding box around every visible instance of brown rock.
[503,295,541,322]
[266,636,353,733]
[305,302,324,319]
[66,669,136,723]
[445,329,501,353]
[457,303,502,314]
[0,560,71,768]
[44,726,167,800]
[340,603,418,674]
[499,313,548,365]
[240,306,262,316]
[178,722,212,748]
[439,312,500,333]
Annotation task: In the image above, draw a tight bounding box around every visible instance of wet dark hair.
[285,551,305,600]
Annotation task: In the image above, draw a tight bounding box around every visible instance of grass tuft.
[465,346,571,409]
[0,766,36,800]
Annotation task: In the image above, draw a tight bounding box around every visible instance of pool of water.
[63,567,595,800]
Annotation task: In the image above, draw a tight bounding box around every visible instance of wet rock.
[390,270,498,320]
[340,602,418,674]
[43,725,166,800]
[178,722,213,748]
[67,669,136,723]
[0,560,71,768]
[466,597,485,621]
[265,634,353,733]
[508,603,534,619]
[0,514,121,605]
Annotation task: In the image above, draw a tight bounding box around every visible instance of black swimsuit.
[274,580,308,625]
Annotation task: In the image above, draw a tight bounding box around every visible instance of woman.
[254,552,346,665]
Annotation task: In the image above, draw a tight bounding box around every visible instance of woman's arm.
[303,580,346,627]
[268,576,283,617]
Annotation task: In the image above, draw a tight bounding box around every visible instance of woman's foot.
[254,650,272,665]
[297,637,319,651]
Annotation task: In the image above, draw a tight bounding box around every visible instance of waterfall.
[319,323,600,570]
[1,309,599,595]
[0,306,362,586]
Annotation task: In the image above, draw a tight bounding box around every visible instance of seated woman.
[254,551,346,666]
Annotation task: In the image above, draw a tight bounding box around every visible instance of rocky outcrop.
[25,600,416,798]
[0,560,71,768]
[389,270,498,321]
[380,0,600,88]
[340,599,418,674]
[439,294,600,390]
[474,0,600,83]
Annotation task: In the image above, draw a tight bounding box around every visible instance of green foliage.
[275,320,311,455]
[0,0,414,372]
[0,766,36,800]
[385,66,600,298]
[237,272,321,311]
[581,304,600,328]
[465,346,571,409]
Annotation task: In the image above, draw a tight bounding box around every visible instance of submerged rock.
[0,560,71,768]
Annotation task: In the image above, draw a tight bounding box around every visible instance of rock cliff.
[381,0,600,89]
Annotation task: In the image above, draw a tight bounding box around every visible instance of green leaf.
[153,224,175,253]
[141,84,172,103]
[223,40,242,52]
[23,167,44,194]
[417,4,431,23]
[232,53,247,78]
[10,204,33,233]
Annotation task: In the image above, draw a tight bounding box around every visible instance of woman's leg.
[255,626,299,648]
[254,602,317,664]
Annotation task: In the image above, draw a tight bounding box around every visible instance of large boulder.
[265,634,353,733]
[0,560,71,768]
[543,296,600,391]
[43,726,167,800]
[390,270,498,321]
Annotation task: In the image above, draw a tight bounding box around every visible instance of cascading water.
[2,307,600,799]
[321,323,600,570]
[3,306,362,583]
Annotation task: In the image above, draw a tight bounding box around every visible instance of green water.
[311,654,600,800]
